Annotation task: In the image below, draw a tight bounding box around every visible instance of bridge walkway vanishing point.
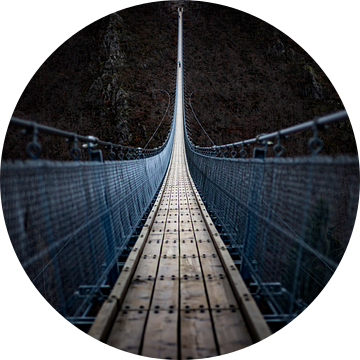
[89,8,271,358]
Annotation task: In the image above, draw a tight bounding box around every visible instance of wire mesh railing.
[184,117,359,322]
[1,113,175,320]
[182,20,358,322]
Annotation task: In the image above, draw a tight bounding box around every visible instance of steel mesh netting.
[1,128,174,318]
[186,142,359,319]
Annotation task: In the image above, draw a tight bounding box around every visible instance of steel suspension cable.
[143,89,171,149]
[189,90,215,146]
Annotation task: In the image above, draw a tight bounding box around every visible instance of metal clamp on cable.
[253,133,268,159]
[82,136,98,149]
[255,133,265,145]
[83,136,103,162]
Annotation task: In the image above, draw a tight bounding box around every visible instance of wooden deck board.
[212,309,253,355]
[133,257,160,280]
[180,279,208,310]
[205,278,239,310]
[151,277,179,310]
[180,310,218,359]
[120,279,155,311]
[179,255,203,279]
[142,310,178,359]
[107,310,147,354]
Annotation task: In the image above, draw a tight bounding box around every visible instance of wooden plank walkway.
[88,8,271,358]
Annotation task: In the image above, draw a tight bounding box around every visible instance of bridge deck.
[88,8,270,357]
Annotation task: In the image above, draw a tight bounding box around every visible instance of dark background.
[1,2,359,360]
[2,1,357,160]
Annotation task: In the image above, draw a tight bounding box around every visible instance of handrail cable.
[10,117,129,149]
[191,110,348,151]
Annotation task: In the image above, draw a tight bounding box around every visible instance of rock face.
[3,1,356,160]
[181,2,356,156]
[303,65,323,99]
[86,13,131,143]
[4,2,176,160]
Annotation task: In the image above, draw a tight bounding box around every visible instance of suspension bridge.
[1,6,359,359]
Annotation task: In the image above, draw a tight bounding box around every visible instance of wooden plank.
[205,278,238,310]
[107,310,148,354]
[179,239,198,255]
[162,240,179,255]
[212,309,253,354]
[179,229,194,237]
[179,220,193,232]
[198,251,225,278]
[142,310,178,359]
[87,297,118,342]
[196,238,217,253]
[193,225,208,233]
[161,231,179,242]
[179,215,192,222]
[156,255,179,278]
[151,221,167,234]
[194,230,212,243]
[180,310,218,359]
[143,234,163,252]
[150,276,179,310]
[165,220,179,232]
[179,210,191,217]
[180,279,208,310]
[167,210,179,219]
[178,232,196,242]
[133,257,159,280]
[156,211,168,219]
[179,254,202,279]
[121,279,155,310]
